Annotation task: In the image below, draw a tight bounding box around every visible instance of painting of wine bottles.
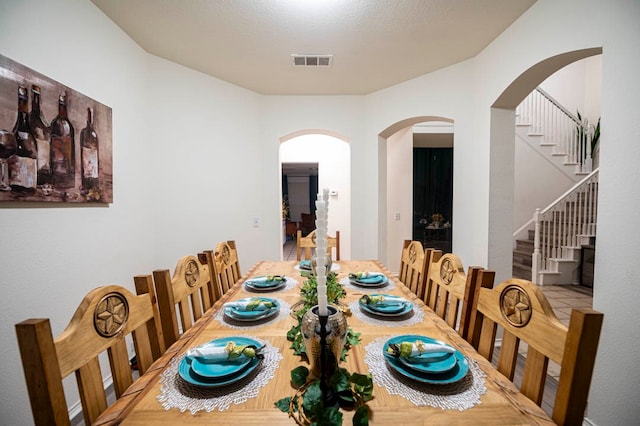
[0,54,112,203]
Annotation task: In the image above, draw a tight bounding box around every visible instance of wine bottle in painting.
[80,107,99,190]
[50,91,75,189]
[9,86,38,194]
[0,129,16,191]
[29,85,51,186]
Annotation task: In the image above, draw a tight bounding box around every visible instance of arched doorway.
[488,47,602,283]
[378,116,454,269]
[279,131,351,260]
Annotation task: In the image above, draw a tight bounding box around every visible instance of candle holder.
[301,305,347,399]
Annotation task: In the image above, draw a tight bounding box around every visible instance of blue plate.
[182,337,261,384]
[359,294,408,314]
[245,276,286,288]
[245,280,286,292]
[383,335,469,384]
[360,299,413,317]
[349,275,389,288]
[224,298,280,322]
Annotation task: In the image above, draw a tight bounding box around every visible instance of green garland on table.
[276,273,373,425]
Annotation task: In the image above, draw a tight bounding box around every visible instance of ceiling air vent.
[291,54,333,67]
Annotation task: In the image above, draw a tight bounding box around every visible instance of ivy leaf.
[330,368,351,393]
[302,381,323,415]
[313,407,343,426]
[346,329,361,346]
[337,389,355,405]
[275,397,291,412]
[353,405,370,426]
[291,366,309,387]
[350,373,374,402]
[286,324,300,341]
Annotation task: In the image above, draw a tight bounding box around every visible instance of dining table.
[95,259,554,425]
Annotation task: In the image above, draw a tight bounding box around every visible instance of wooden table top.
[95,260,554,425]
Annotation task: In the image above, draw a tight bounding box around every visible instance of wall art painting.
[0,54,112,203]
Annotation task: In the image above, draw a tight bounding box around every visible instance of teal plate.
[349,275,389,288]
[245,280,286,292]
[245,276,286,288]
[383,335,469,384]
[359,294,409,314]
[224,297,280,321]
[360,300,413,317]
[398,351,457,374]
[182,336,261,384]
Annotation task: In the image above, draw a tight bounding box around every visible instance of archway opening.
[279,131,351,260]
[378,116,454,270]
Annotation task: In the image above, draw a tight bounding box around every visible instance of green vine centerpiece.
[277,273,374,425]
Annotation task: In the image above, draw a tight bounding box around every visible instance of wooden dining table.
[95,260,554,425]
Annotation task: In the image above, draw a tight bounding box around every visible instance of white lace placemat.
[348,300,424,327]
[364,336,486,411]
[214,298,291,330]
[339,276,396,292]
[243,276,298,293]
[158,337,283,414]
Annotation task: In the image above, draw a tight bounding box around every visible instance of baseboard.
[69,374,114,425]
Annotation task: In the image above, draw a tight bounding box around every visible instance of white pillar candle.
[315,195,329,316]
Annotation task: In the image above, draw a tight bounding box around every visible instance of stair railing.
[531,169,599,283]
[516,87,594,173]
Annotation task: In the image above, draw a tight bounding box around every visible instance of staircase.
[513,172,598,285]
[513,88,599,285]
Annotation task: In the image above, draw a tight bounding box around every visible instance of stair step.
[513,262,532,280]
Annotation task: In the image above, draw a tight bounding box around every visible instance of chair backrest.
[424,251,495,339]
[15,285,163,426]
[469,277,603,425]
[209,240,242,295]
[150,254,214,348]
[397,240,428,296]
[296,229,340,261]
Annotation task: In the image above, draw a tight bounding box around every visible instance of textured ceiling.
[92,0,536,95]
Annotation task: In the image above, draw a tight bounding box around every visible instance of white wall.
[540,55,602,124]
[286,175,310,223]
[1,0,639,425]
[386,127,413,272]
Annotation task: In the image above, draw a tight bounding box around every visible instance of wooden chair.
[15,285,163,425]
[208,240,242,295]
[468,277,603,425]
[296,229,340,261]
[150,254,214,348]
[423,251,495,339]
[397,240,428,296]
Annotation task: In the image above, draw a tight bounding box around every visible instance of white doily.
[158,337,282,414]
[243,276,298,293]
[214,298,292,330]
[364,336,486,410]
[339,276,396,292]
[348,300,424,327]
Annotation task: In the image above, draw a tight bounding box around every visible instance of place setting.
[364,334,487,410]
[349,293,424,326]
[214,296,291,329]
[158,335,283,413]
[295,258,341,273]
[243,274,296,292]
[340,271,395,291]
